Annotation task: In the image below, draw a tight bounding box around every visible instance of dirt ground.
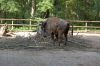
[0,32,100,66]
[0,49,100,66]
[77,33,100,49]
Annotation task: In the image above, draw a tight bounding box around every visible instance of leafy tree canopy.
[0,0,100,20]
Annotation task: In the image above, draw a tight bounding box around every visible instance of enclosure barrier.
[0,18,100,33]
[69,20,100,33]
[0,19,37,31]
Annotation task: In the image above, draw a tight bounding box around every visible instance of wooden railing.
[0,19,100,32]
[69,20,100,32]
[0,19,35,31]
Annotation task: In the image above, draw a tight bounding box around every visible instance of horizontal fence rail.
[0,19,32,21]
[0,24,37,26]
[0,19,35,31]
[68,20,100,23]
[0,19,100,32]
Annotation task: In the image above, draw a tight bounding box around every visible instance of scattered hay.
[0,32,91,50]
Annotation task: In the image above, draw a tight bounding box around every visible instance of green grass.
[9,26,100,33]
[10,26,37,32]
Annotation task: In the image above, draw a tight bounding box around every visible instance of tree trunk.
[43,9,50,18]
[31,0,36,18]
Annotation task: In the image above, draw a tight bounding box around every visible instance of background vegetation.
[0,0,100,31]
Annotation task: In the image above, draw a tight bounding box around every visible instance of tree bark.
[43,9,50,18]
[31,0,36,18]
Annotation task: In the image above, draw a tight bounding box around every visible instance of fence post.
[85,22,87,32]
[11,20,14,30]
[1,20,2,24]
[29,19,32,30]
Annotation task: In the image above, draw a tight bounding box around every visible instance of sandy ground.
[0,32,100,66]
[0,49,100,66]
[75,33,100,48]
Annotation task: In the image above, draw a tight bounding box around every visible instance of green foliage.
[11,26,37,32]
[34,0,53,18]
[0,0,4,3]
[33,17,45,22]
[0,0,20,13]
[0,0,100,31]
[0,0,100,20]
[36,0,53,12]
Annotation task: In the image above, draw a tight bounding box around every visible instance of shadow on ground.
[0,32,94,52]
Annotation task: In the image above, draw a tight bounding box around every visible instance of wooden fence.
[70,20,100,33]
[0,19,100,32]
[0,19,36,31]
